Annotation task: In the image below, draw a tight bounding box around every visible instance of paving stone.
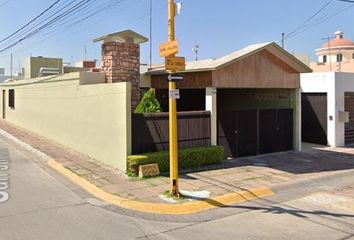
[128,189,158,199]
[75,168,93,176]
[92,178,111,188]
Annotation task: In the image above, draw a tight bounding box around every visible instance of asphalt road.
[0,137,354,240]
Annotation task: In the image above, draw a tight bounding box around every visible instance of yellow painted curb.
[48,159,274,215]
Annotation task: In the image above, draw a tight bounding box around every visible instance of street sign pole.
[167,0,179,197]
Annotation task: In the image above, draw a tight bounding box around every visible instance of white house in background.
[301,72,354,147]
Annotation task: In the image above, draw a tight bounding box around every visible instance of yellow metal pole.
[168,0,179,196]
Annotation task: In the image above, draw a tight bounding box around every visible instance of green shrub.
[135,88,162,113]
[127,146,225,175]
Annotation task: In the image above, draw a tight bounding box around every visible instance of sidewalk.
[1,120,354,205]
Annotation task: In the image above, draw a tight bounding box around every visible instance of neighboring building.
[0,76,10,83]
[310,31,354,73]
[145,42,312,158]
[63,60,99,74]
[75,60,97,68]
[0,68,9,82]
[301,72,354,147]
[302,31,354,147]
[24,56,63,79]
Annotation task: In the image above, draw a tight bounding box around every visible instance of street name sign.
[165,56,185,71]
[167,74,184,82]
[160,40,179,57]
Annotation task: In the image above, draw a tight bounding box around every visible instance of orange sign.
[160,40,179,57]
[165,56,185,71]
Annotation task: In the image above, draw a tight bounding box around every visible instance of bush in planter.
[127,146,224,175]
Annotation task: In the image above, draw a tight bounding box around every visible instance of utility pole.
[149,0,153,69]
[168,0,179,197]
[10,53,13,80]
[281,33,285,49]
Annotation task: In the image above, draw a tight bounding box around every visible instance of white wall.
[205,88,217,145]
[301,72,354,147]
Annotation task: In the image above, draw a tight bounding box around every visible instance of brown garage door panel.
[301,93,327,145]
[276,109,294,151]
[218,109,293,158]
[259,109,293,154]
[235,110,258,157]
[345,92,354,145]
[218,111,237,158]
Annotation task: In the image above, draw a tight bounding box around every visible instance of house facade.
[145,43,312,158]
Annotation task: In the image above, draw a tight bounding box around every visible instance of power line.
[12,0,135,54]
[286,0,333,40]
[286,4,353,41]
[0,0,94,53]
[0,0,11,8]
[278,2,354,44]
[0,0,63,44]
[0,0,136,54]
[0,0,79,48]
[7,0,154,57]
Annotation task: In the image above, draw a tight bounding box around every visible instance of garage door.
[218,109,293,158]
[345,93,354,145]
[301,93,327,145]
[218,110,257,158]
[259,109,293,154]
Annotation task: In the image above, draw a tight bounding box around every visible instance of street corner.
[47,158,274,215]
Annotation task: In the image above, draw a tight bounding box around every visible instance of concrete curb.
[0,129,50,161]
[0,127,273,215]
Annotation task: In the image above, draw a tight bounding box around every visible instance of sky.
[0,0,354,76]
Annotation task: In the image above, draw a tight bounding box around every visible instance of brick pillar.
[102,42,140,110]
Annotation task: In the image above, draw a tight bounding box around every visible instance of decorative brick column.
[102,42,141,110]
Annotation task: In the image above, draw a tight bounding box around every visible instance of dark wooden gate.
[132,111,211,154]
[259,109,293,154]
[218,110,257,158]
[345,92,354,145]
[218,109,293,158]
[301,93,327,145]
[235,110,258,157]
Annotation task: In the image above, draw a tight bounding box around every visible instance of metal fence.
[132,111,211,154]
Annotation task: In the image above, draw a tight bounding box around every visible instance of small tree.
[135,88,162,113]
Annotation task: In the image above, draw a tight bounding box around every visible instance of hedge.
[127,146,224,175]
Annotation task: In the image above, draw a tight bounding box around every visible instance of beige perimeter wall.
[0,72,131,172]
